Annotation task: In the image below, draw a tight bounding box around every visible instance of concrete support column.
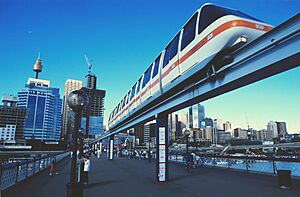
[109,135,114,160]
[155,113,169,182]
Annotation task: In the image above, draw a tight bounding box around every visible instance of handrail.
[169,153,300,177]
[0,151,70,190]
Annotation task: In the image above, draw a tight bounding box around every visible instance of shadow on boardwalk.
[4,156,300,197]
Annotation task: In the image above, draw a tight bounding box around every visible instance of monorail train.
[108,3,272,129]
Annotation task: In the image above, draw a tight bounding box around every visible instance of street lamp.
[66,90,89,197]
[148,138,151,163]
[183,128,190,156]
[78,128,84,184]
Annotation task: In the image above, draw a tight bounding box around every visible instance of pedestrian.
[191,152,196,168]
[83,156,91,184]
[195,155,200,166]
[49,160,57,176]
[97,148,101,159]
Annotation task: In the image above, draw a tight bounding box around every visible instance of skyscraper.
[0,96,27,141]
[168,113,179,141]
[267,121,278,138]
[223,121,231,131]
[188,103,205,129]
[17,56,62,141]
[276,121,288,137]
[62,79,82,137]
[81,73,106,138]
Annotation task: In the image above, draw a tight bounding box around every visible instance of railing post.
[38,159,41,172]
[246,156,249,171]
[15,162,19,183]
[227,155,230,169]
[213,157,216,167]
[0,163,3,187]
[33,158,36,174]
[25,162,28,178]
[272,158,276,174]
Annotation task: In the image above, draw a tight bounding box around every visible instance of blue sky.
[0,0,299,132]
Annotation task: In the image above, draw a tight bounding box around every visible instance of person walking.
[97,148,101,159]
[83,156,91,184]
[49,160,57,176]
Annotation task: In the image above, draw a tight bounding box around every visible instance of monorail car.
[108,3,272,129]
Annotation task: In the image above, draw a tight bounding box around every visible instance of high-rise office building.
[133,124,144,145]
[81,73,106,137]
[214,119,225,131]
[201,118,213,128]
[169,113,179,141]
[18,68,62,141]
[223,121,233,136]
[0,96,27,141]
[267,121,278,138]
[233,128,248,139]
[276,121,288,137]
[62,79,82,138]
[188,103,205,129]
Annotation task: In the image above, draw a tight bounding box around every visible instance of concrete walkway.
[4,156,300,197]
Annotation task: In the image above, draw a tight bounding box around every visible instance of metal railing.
[169,154,300,177]
[0,151,70,190]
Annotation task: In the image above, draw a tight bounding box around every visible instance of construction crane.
[84,54,93,74]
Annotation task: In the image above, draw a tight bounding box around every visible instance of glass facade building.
[188,103,205,129]
[81,116,104,136]
[18,78,62,141]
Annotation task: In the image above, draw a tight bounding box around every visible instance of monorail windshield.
[199,4,261,34]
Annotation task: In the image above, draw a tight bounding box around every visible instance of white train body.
[108,3,272,129]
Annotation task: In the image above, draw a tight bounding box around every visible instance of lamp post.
[183,128,190,156]
[148,138,151,163]
[66,90,89,197]
[78,128,84,184]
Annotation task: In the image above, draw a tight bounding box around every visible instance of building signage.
[159,163,166,181]
[158,127,166,182]
[159,145,166,162]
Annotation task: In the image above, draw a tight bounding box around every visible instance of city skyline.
[0,0,299,132]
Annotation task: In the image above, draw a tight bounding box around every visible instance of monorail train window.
[121,99,125,108]
[152,55,160,78]
[199,5,260,34]
[126,92,130,104]
[136,77,142,93]
[170,33,180,60]
[142,66,152,88]
[163,33,180,68]
[124,95,128,106]
[162,47,170,68]
[181,14,197,51]
[130,83,137,100]
[117,103,121,113]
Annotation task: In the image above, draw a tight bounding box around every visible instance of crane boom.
[84,54,93,74]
